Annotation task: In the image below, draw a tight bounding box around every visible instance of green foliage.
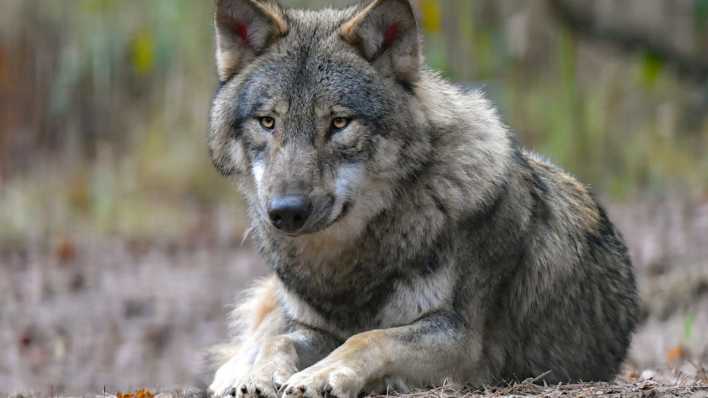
[1,0,707,242]
[433,3,706,200]
[683,313,696,342]
[696,0,708,30]
[640,52,665,90]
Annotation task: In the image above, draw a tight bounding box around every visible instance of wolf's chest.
[375,264,456,327]
[278,264,456,339]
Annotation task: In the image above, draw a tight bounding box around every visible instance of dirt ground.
[1,198,707,397]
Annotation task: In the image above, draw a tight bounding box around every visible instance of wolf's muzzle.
[268,195,313,233]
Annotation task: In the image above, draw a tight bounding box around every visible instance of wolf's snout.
[268,195,312,232]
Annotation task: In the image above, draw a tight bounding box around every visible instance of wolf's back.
[462,145,639,383]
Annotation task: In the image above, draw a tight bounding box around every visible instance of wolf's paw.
[281,363,365,398]
[210,374,284,398]
[231,369,292,398]
[211,363,291,398]
[210,355,246,397]
[230,379,276,398]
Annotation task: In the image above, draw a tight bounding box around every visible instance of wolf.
[206,0,639,397]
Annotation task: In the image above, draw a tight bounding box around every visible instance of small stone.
[640,369,656,380]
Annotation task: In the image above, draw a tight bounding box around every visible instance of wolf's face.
[222,49,390,236]
[209,0,427,237]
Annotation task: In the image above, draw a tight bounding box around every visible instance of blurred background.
[0,0,707,394]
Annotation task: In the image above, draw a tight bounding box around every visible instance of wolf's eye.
[259,116,275,130]
[331,117,351,131]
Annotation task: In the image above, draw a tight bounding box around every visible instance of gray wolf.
[206,0,639,397]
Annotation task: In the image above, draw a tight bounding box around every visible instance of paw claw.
[283,364,365,398]
[322,384,336,398]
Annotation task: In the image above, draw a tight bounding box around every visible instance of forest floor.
[1,198,707,397]
[5,377,708,398]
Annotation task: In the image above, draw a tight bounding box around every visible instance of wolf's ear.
[215,0,288,81]
[340,0,421,83]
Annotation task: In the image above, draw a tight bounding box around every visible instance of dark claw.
[254,388,262,396]
[240,386,248,394]
[298,386,306,393]
[271,374,283,393]
[229,388,238,397]
[322,385,336,398]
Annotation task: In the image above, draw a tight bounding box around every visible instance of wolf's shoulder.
[521,149,591,197]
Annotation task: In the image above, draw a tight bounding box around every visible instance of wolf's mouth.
[289,200,352,237]
[271,197,351,237]
[309,200,352,234]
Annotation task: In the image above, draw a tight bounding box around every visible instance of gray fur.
[207,1,639,397]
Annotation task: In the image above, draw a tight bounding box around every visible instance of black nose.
[268,195,312,232]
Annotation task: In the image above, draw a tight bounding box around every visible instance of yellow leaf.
[131,30,155,76]
[419,0,442,33]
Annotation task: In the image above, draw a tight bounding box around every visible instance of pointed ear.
[340,0,421,83]
[215,0,288,81]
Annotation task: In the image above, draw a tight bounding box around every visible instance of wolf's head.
[209,0,433,238]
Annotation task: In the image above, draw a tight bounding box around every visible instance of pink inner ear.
[383,23,399,48]
[236,22,249,45]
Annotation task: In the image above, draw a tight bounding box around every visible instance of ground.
[1,198,707,397]
[6,379,708,398]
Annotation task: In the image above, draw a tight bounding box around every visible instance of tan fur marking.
[250,0,289,35]
[216,51,240,83]
[339,330,386,354]
[527,156,601,231]
[339,0,385,43]
[250,276,279,331]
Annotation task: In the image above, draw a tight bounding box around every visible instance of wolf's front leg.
[212,327,340,398]
[281,312,477,398]
[238,328,340,398]
[209,276,340,398]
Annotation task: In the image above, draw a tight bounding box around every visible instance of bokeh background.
[1,0,707,394]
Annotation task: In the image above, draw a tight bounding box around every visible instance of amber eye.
[259,116,275,130]
[331,117,350,131]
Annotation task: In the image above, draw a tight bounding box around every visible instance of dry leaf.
[666,345,688,364]
[55,238,77,264]
[117,388,155,398]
